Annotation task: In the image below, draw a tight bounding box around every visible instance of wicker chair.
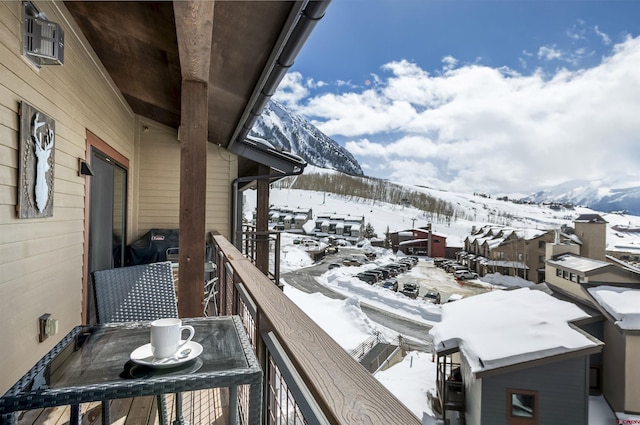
[91,261,180,425]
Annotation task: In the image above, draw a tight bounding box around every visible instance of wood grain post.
[256,165,270,276]
[174,1,214,318]
[178,80,208,318]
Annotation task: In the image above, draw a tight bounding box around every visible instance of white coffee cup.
[150,318,195,359]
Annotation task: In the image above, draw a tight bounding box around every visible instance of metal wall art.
[18,101,55,218]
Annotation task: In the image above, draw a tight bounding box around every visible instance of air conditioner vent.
[22,2,64,67]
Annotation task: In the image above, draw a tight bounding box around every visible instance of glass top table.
[0,316,262,425]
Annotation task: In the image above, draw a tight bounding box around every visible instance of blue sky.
[273,0,640,196]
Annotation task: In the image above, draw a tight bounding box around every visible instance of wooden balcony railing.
[209,231,420,425]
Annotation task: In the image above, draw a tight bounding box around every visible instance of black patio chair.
[91,261,181,425]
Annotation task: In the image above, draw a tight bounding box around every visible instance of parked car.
[400,282,419,299]
[373,268,390,279]
[381,279,398,292]
[424,291,441,304]
[455,270,478,280]
[364,251,377,260]
[440,260,457,270]
[398,258,414,269]
[448,264,469,274]
[365,269,384,280]
[356,273,377,284]
[434,258,447,267]
[343,258,363,266]
[381,266,398,277]
[328,263,341,270]
[390,262,408,273]
[326,246,339,254]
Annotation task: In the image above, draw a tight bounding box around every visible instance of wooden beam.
[256,165,271,275]
[178,80,208,318]
[173,0,215,82]
[174,1,215,317]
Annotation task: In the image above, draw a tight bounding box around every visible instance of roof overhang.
[63,0,329,175]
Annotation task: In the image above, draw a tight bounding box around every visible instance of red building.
[390,226,446,258]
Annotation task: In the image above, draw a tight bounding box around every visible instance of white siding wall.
[0,1,136,393]
[135,118,236,241]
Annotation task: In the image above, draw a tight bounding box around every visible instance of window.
[511,393,535,417]
[556,268,562,277]
[507,389,538,424]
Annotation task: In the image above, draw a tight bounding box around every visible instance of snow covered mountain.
[250,100,639,214]
[523,178,640,216]
[250,100,363,176]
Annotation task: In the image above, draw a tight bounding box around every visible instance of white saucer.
[130,341,203,369]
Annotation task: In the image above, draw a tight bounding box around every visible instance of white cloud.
[442,55,458,70]
[538,45,563,61]
[273,72,309,109]
[595,25,611,45]
[287,36,640,194]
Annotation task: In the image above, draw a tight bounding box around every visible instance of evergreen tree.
[384,225,391,249]
[364,222,376,239]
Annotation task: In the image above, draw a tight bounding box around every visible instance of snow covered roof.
[430,288,601,375]
[398,231,413,237]
[547,253,611,273]
[483,260,528,269]
[399,238,428,245]
[587,286,640,330]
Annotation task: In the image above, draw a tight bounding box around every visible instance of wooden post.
[178,80,208,318]
[256,164,270,276]
[174,1,214,317]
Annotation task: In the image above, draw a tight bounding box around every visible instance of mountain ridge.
[250,100,364,177]
[251,100,640,215]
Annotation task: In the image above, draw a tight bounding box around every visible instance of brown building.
[390,226,446,257]
[460,225,571,283]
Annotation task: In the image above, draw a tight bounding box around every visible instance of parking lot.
[393,258,491,303]
[330,248,492,303]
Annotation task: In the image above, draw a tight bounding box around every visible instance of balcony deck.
[15,390,229,425]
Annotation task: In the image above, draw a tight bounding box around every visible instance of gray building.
[430,287,603,425]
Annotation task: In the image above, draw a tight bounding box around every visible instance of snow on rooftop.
[587,286,640,330]
[430,288,599,374]
[548,254,611,273]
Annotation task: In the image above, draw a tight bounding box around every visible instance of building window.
[507,389,538,424]
[556,268,562,277]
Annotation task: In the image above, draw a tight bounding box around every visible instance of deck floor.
[15,389,229,425]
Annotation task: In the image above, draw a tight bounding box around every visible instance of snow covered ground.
[243,181,640,424]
